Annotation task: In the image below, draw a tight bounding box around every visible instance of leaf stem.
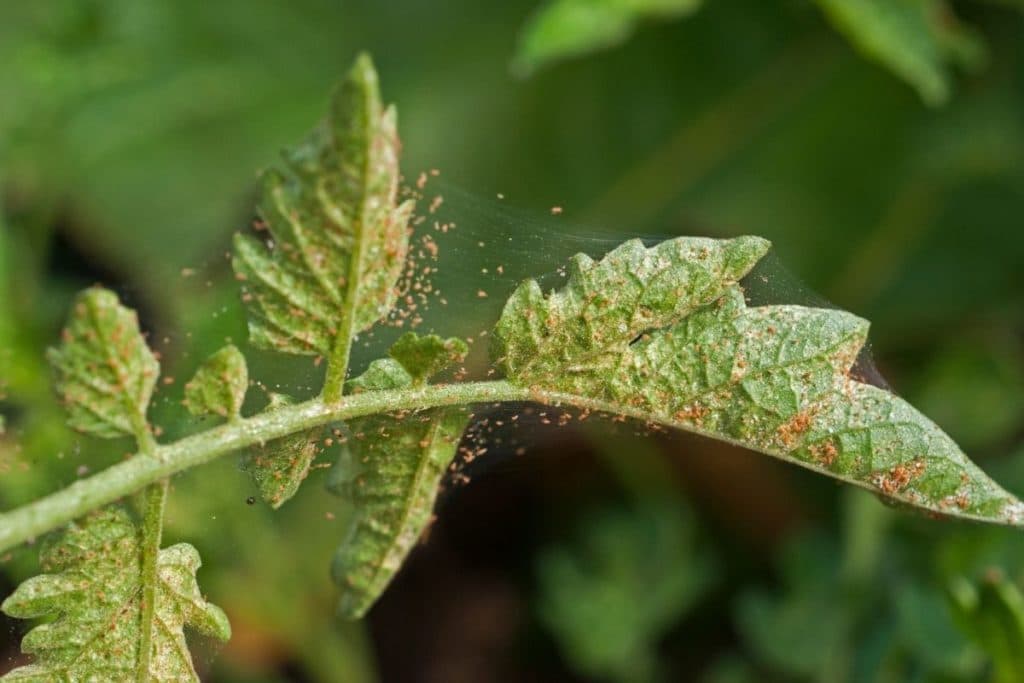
[0,380,529,554]
[3,375,1021,557]
[136,478,168,682]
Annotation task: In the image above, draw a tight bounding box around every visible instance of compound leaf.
[514,0,703,76]
[47,287,159,442]
[0,508,229,682]
[183,344,248,421]
[493,236,1024,526]
[327,335,470,618]
[232,53,413,357]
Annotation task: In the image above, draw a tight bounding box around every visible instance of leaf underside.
[184,344,248,420]
[328,332,471,618]
[47,287,159,440]
[0,508,229,682]
[493,236,1024,526]
[244,427,323,510]
[328,407,469,618]
[232,54,413,357]
[242,395,321,509]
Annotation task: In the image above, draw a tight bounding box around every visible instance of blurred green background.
[2,0,1024,681]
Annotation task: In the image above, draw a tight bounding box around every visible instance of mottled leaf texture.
[232,53,413,356]
[0,508,229,682]
[47,287,159,440]
[242,395,320,509]
[328,336,470,617]
[493,236,1024,526]
[388,332,468,385]
[346,358,413,394]
[184,344,248,420]
[814,0,985,106]
[515,0,703,75]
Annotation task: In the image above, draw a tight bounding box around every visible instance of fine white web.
[351,175,889,485]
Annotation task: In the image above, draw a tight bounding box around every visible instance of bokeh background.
[2,1,1024,681]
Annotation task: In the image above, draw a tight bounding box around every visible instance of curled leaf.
[242,395,322,509]
[184,344,248,420]
[0,508,229,681]
[327,408,469,618]
[493,236,1024,526]
[328,333,471,617]
[47,287,158,441]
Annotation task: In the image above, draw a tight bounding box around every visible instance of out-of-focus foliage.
[724,461,1024,683]
[812,0,987,106]
[514,0,703,76]
[537,499,715,683]
[515,0,1014,106]
[910,337,1024,452]
[2,0,1023,680]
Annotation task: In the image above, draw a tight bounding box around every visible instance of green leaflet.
[328,408,469,618]
[232,53,413,358]
[493,236,1024,525]
[388,332,468,385]
[47,287,159,442]
[814,0,985,106]
[514,0,703,75]
[346,358,414,394]
[328,333,471,618]
[184,344,248,420]
[242,394,321,509]
[493,235,770,380]
[0,508,229,682]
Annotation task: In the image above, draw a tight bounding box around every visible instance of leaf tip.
[345,51,381,101]
[726,235,771,278]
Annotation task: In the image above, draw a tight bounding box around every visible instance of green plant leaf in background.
[0,508,229,681]
[911,337,1024,452]
[493,236,1024,525]
[736,534,854,680]
[46,287,159,442]
[949,571,1024,683]
[726,484,1024,682]
[513,0,704,75]
[327,333,471,619]
[813,0,986,106]
[514,0,997,106]
[183,344,249,421]
[538,500,715,683]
